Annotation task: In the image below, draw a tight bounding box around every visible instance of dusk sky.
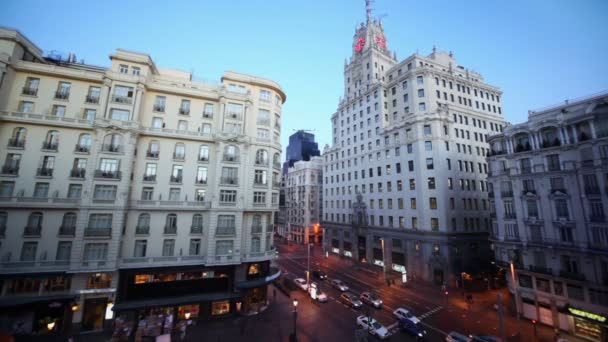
[2,0,607,155]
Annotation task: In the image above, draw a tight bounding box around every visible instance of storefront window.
[211,300,230,316]
[87,273,112,289]
[574,317,602,341]
[178,304,199,319]
[153,273,177,282]
[8,278,41,294]
[46,276,71,292]
[248,263,260,276]
[135,274,150,284]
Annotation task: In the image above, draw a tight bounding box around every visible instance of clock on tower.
[375,34,386,49]
[355,37,366,52]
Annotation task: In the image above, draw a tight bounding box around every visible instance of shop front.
[235,263,281,315]
[565,306,607,342]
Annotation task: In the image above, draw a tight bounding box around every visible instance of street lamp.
[46,320,56,332]
[291,299,299,342]
[307,243,314,287]
[510,261,522,337]
[380,238,387,285]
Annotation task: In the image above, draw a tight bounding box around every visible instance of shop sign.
[77,288,116,294]
[48,302,63,308]
[344,251,352,257]
[392,264,406,273]
[568,307,607,323]
[332,248,340,254]
[373,259,384,267]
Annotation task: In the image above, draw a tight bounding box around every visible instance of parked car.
[293,278,309,291]
[360,292,383,308]
[446,331,472,342]
[308,282,328,302]
[399,318,427,339]
[393,307,421,324]
[330,279,349,292]
[356,315,389,339]
[312,270,327,280]
[340,292,363,309]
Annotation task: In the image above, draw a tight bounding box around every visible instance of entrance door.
[82,298,107,331]
[433,269,444,286]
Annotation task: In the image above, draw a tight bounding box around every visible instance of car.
[446,331,472,342]
[308,282,328,303]
[312,270,327,280]
[330,279,349,292]
[399,318,427,339]
[293,278,309,291]
[340,292,363,309]
[393,307,421,324]
[356,315,390,339]
[470,336,502,342]
[360,292,383,308]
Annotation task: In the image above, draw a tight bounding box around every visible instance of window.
[179,99,191,115]
[418,89,425,97]
[198,145,209,161]
[196,166,208,184]
[418,102,426,111]
[257,109,270,125]
[216,240,234,255]
[169,188,180,201]
[195,189,206,202]
[162,239,175,256]
[52,105,66,117]
[152,117,163,128]
[220,190,237,203]
[426,158,434,170]
[20,242,38,261]
[410,198,417,209]
[430,197,437,209]
[424,125,431,136]
[171,165,183,183]
[201,123,212,134]
[254,170,267,185]
[555,199,569,219]
[84,108,97,121]
[83,243,108,261]
[86,86,101,103]
[119,64,129,73]
[189,239,201,255]
[547,154,560,171]
[253,191,266,204]
[67,184,82,198]
[0,181,15,197]
[94,185,117,200]
[33,183,49,197]
[134,240,147,257]
[416,76,423,84]
[428,177,436,189]
[110,108,130,121]
[425,141,432,151]
[431,218,439,231]
[56,81,71,98]
[56,241,72,260]
[173,143,186,159]
[409,179,416,190]
[177,120,188,131]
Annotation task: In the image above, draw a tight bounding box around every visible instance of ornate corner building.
[487,92,608,341]
[0,27,284,335]
[321,4,506,286]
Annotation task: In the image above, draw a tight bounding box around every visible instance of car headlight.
[418,333,423,337]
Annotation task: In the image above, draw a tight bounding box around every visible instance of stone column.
[571,126,578,143]
[130,85,145,122]
[100,78,112,119]
[589,120,597,139]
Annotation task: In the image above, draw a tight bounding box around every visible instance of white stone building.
[285,156,323,244]
[487,92,608,341]
[0,27,284,335]
[322,7,506,286]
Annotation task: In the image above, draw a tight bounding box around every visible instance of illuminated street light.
[291,299,299,341]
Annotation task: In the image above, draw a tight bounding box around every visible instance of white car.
[330,279,349,292]
[393,307,421,324]
[309,282,328,302]
[356,315,390,339]
[293,278,309,291]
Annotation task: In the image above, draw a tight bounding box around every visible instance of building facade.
[0,27,284,337]
[282,130,320,174]
[322,7,506,286]
[285,157,323,244]
[487,92,608,341]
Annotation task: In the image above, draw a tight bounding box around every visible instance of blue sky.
[2,0,607,154]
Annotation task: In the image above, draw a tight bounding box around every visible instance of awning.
[113,292,241,311]
[0,294,76,308]
[235,268,281,290]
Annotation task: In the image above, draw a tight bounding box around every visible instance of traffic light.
[532,319,537,324]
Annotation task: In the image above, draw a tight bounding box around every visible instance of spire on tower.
[365,0,373,23]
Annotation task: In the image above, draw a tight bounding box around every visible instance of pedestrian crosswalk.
[419,306,444,319]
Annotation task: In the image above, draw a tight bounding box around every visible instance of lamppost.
[307,243,314,287]
[380,238,387,285]
[291,299,299,342]
[510,261,522,337]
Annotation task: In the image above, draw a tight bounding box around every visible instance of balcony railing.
[257,119,270,126]
[529,265,553,276]
[195,178,207,185]
[226,112,242,120]
[504,213,517,219]
[551,188,567,194]
[216,226,236,236]
[111,95,132,104]
[36,167,54,177]
[41,141,58,150]
[54,90,70,100]
[223,154,239,162]
[522,189,536,195]
[84,227,112,237]
[255,159,269,166]
[559,270,586,281]
[203,111,213,118]
[590,215,606,223]
[8,138,25,148]
[1,165,19,175]
[170,175,182,183]
[94,170,121,179]
[164,226,177,234]
[22,87,38,96]
[178,108,190,115]
[190,225,203,234]
[547,164,561,172]
[251,225,263,234]
[143,174,156,182]
[70,168,86,178]
[198,156,209,162]
[220,177,238,185]
[102,144,121,153]
[23,225,41,236]
[173,153,185,160]
[58,226,75,236]
[153,104,165,112]
[504,234,520,241]
[85,95,100,104]
[146,150,159,158]
[501,191,513,198]
[254,181,267,187]
[135,226,150,235]
[74,144,90,153]
[585,187,601,195]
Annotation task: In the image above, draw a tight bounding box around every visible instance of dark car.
[312,270,327,280]
[399,318,427,339]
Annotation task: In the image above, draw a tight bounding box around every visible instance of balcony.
[220,177,238,185]
[22,87,38,96]
[559,270,586,281]
[547,164,561,172]
[36,167,54,177]
[23,225,41,237]
[216,226,236,236]
[501,191,513,198]
[515,143,532,153]
[504,213,517,220]
[178,108,190,115]
[520,167,532,174]
[94,170,121,179]
[198,156,209,162]
[541,139,561,148]
[146,150,159,158]
[74,144,90,153]
[54,90,70,100]
[70,168,86,178]
[551,188,567,195]
[8,138,25,148]
[41,141,58,151]
[143,174,156,182]
[529,265,553,276]
[170,175,182,183]
[195,178,207,185]
[153,104,165,112]
[522,189,536,196]
[84,227,112,237]
[173,152,185,160]
[223,154,239,162]
[111,94,132,104]
[226,112,242,120]
[190,225,203,234]
[203,111,213,118]
[251,225,263,234]
[58,226,75,237]
[585,187,601,195]
[254,181,267,187]
[102,144,121,153]
[135,225,150,235]
[85,95,100,104]
[590,215,606,223]
[255,159,269,166]
[164,226,177,235]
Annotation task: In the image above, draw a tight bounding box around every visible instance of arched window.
[514,133,531,152]
[165,214,177,233]
[77,133,91,152]
[198,145,209,161]
[27,212,43,228]
[62,212,77,228]
[174,143,186,160]
[10,127,27,147]
[201,123,212,134]
[148,140,160,158]
[44,130,59,150]
[540,127,560,147]
[192,214,203,231]
[103,134,122,152]
[224,145,239,162]
[137,213,150,234]
[255,150,268,165]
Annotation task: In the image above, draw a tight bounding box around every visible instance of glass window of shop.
[211,300,230,316]
[87,273,112,289]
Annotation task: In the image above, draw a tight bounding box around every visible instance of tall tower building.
[322,2,507,285]
[282,130,321,175]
